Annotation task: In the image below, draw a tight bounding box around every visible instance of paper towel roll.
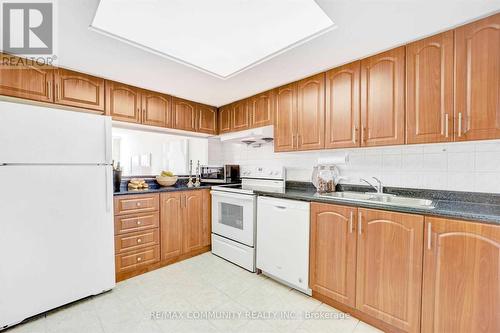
[317,153,349,165]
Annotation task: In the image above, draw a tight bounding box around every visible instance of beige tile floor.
[7,253,382,333]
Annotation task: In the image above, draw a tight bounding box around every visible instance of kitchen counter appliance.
[200,164,240,183]
[210,166,285,272]
[0,101,115,330]
[256,197,311,294]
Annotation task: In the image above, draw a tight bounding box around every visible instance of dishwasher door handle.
[274,205,287,210]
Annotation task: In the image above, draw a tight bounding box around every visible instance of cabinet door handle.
[55,83,59,100]
[349,211,354,233]
[361,127,366,144]
[354,126,358,144]
[444,114,449,138]
[358,212,362,235]
[427,222,432,250]
[458,112,463,137]
[47,81,51,100]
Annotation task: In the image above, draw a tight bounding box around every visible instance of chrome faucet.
[360,177,383,194]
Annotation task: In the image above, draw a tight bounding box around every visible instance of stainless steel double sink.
[316,191,435,209]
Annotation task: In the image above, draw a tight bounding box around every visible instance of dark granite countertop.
[113,177,219,196]
[114,183,214,196]
[254,183,500,225]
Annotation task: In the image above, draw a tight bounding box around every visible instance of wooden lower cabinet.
[114,193,159,216]
[115,245,160,274]
[115,190,211,281]
[161,190,211,259]
[421,217,500,333]
[356,208,423,333]
[160,192,183,260]
[183,191,205,253]
[310,204,424,333]
[310,203,357,307]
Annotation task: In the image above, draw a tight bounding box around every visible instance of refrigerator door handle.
[104,119,111,164]
[105,167,112,212]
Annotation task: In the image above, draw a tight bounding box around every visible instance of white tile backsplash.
[208,138,500,193]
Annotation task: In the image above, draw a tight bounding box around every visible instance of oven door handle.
[210,191,255,201]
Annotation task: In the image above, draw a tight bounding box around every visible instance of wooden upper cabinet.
[249,90,274,128]
[172,97,197,131]
[310,203,357,307]
[0,54,53,102]
[141,91,171,128]
[406,32,454,144]
[274,83,297,152]
[218,105,232,134]
[454,14,500,141]
[325,62,360,149]
[160,192,183,261]
[105,81,141,123]
[422,217,500,333]
[297,73,325,151]
[360,47,405,147]
[356,208,423,333]
[54,68,105,112]
[183,191,205,253]
[197,104,217,134]
[232,100,250,131]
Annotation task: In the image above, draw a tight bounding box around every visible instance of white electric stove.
[210,166,285,272]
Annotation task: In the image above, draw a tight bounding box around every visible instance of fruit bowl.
[155,175,178,187]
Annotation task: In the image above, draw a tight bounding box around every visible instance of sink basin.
[320,192,375,201]
[316,191,435,209]
[368,195,434,208]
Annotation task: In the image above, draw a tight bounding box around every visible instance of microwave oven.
[200,165,240,183]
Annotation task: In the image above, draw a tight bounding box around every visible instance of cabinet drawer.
[115,228,159,254]
[114,194,159,215]
[115,245,160,273]
[114,212,159,235]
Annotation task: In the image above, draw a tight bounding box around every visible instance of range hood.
[218,125,273,146]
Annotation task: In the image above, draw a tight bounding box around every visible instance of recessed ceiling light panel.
[90,0,335,79]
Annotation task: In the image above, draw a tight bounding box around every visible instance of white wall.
[113,127,208,176]
[208,138,500,193]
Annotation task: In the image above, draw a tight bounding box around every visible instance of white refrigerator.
[0,101,115,330]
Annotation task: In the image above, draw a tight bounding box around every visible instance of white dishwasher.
[256,196,311,295]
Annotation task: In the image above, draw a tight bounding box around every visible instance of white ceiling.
[57,0,500,107]
[90,0,335,79]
